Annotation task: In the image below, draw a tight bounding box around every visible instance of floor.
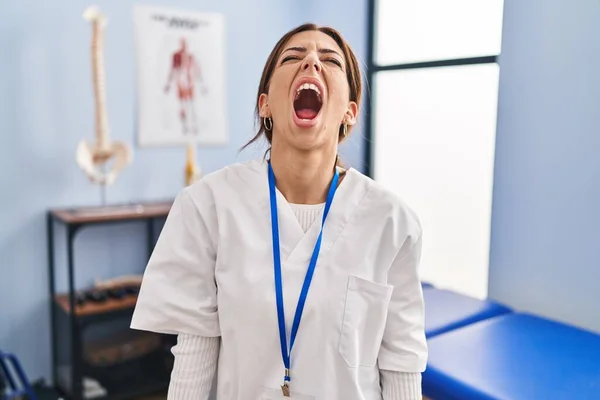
[134,393,166,400]
[134,393,429,400]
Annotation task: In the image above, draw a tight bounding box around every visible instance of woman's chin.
[288,125,334,151]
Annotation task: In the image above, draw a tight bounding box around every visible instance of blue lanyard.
[267,161,339,390]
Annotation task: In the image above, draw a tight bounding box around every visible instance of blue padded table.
[423,313,600,400]
[423,287,511,338]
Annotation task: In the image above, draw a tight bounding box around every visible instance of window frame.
[364,0,500,178]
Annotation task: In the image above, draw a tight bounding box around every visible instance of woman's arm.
[131,184,220,336]
[378,230,428,398]
[380,370,422,400]
[130,186,222,396]
[168,334,220,400]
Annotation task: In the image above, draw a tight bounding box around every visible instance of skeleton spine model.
[76,5,132,187]
[90,6,109,155]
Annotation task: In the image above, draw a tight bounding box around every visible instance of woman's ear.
[344,101,358,126]
[259,93,270,118]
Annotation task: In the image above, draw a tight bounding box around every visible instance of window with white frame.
[367,0,505,299]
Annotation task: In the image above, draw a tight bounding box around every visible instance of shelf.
[56,345,173,400]
[50,200,173,225]
[48,197,171,400]
[92,355,171,397]
[83,330,163,368]
[55,294,138,318]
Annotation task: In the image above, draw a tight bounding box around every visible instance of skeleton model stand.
[77,6,132,204]
[184,141,201,186]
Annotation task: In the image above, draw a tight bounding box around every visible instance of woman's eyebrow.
[318,48,342,58]
[282,46,306,54]
[282,46,342,58]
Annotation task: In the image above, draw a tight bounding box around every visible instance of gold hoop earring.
[263,117,273,131]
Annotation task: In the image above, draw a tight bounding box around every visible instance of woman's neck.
[269,146,338,205]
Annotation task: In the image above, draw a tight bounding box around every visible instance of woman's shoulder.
[187,159,265,190]
[349,168,422,233]
[182,159,266,205]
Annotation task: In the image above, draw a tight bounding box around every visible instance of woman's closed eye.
[324,58,342,68]
[281,55,300,64]
[281,55,343,69]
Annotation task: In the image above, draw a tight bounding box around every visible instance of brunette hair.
[241,23,362,156]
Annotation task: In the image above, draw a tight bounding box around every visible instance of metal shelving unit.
[46,201,175,400]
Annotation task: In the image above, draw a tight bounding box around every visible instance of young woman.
[131,23,427,400]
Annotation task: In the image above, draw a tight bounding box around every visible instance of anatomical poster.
[133,5,228,146]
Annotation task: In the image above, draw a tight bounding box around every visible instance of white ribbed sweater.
[166,204,423,399]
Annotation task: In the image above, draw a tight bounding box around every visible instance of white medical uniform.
[130,159,427,399]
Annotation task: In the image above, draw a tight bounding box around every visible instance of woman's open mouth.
[293,80,323,127]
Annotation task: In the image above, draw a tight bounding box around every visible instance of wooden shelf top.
[50,200,173,224]
[55,293,138,317]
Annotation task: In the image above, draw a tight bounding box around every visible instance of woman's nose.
[301,55,321,73]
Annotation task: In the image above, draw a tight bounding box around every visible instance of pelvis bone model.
[76,6,132,186]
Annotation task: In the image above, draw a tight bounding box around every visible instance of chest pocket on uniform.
[338,275,394,368]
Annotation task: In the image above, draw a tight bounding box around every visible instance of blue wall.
[0,0,367,382]
[489,0,600,333]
